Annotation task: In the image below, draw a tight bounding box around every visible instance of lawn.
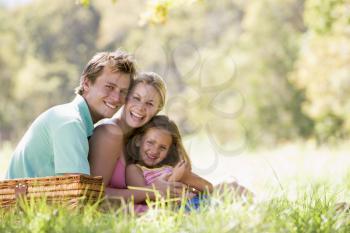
[1,139,350,232]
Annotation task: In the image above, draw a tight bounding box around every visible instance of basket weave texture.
[0,175,104,208]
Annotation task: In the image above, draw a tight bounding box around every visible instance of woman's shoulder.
[95,118,118,127]
[94,118,123,137]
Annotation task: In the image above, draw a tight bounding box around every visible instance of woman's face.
[123,83,161,128]
[139,128,172,167]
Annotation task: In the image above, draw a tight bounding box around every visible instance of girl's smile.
[139,128,172,167]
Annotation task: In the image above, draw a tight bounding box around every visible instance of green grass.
[1,181,350,233]
[1,142,350,232]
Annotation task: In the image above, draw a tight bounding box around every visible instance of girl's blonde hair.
[126,115,191,168]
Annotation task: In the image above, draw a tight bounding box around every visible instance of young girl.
[125,115,213,194]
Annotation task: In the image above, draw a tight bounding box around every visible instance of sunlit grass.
[1,142,350,232]
[1,180,350,232]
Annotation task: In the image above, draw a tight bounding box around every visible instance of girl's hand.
[152,173,188,198]
[171,160,191,182]
[180,160,191,180]
[170,160,186,182]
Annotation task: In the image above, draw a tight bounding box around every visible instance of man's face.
[82,67,131,123]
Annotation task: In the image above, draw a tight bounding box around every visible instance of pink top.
[109,158,126,188]
[137,165,173,185]
[109,159,159,214]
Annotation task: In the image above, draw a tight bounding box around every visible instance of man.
[5,50,136,179]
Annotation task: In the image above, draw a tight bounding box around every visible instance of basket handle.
[15,183,28,199]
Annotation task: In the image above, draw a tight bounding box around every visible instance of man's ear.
[82,77,90,94]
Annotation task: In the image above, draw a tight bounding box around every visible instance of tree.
[0,0,101,142]
[229,0,312,146]
[291,0,350,143]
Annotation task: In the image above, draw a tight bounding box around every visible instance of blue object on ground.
[184,194,210,211]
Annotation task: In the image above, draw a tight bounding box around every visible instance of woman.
[89,72,187,203]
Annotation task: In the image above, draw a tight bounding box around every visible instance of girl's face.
[139,128,172,167]
[123,83,161,128]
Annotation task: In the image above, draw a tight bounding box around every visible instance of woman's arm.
[121,164,188,203]
[105,187,156,203]
[104,178,189,204]
[182,172,213,193]
[89,123,124,186]
[169,160,213,193]
[214,181,254,197]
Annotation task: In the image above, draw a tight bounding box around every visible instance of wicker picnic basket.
[0,174,104,208]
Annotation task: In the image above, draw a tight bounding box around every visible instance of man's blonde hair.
[75,50,136,95]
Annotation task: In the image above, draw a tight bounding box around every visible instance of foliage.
[231,0,313,146]
[0,0,99,141]
[0,0,349,147]
[291,0,350,143]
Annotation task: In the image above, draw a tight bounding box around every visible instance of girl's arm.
[125,164,147,187]
[107,163,156,203]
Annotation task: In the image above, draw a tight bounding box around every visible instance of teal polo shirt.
[5,95,94,179]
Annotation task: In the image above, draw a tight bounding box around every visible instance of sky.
[0,0,32,8]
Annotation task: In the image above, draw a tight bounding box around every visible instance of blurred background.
[0,0,349,194]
